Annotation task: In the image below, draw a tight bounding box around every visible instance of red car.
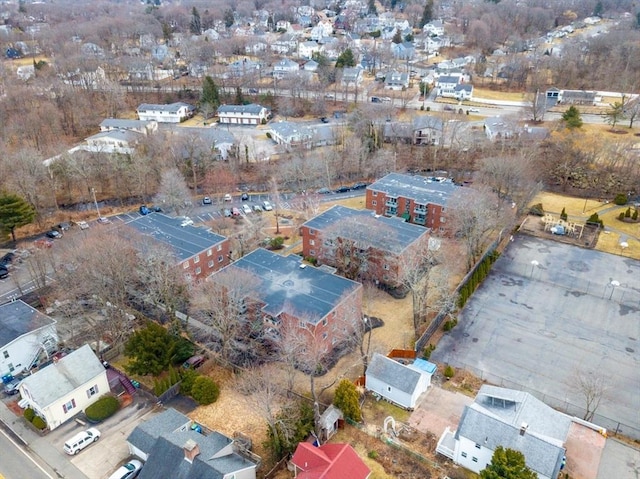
[231,207,241,217]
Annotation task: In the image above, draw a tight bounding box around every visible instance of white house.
[84,129,142,154]
[341,67,363,86]
[137,102,195,123]
[99,119,158,135]
[273,58,299,78]
[298,41,321,59]
[310,20,333,41]
[384,71,409,90]
[268,121,313,149]
[436,385,570,479]
[18,345,109,430]
[0,301,58,379]
[436,75,461,98]
[365,353,435,410]
[217,103,270,125]
[423,19,445,36]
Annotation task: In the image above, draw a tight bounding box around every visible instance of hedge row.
[458,251,500,308]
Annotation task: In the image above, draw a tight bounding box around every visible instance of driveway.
[597,438,640,479]
[408,386,473,438]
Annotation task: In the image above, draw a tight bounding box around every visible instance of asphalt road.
[0,428,52,479]
[432,234,640,438]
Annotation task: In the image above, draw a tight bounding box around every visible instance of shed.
[365,353,431,410]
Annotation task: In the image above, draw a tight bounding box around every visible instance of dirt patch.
[519,215,600,249]
[564,422,606,479]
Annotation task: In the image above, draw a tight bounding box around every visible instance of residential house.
[0,300,58,378]
[18,345,109,430]
[273,58,300,79]
[128,408,257,479]
[272,34,297,54]
[291,442,371,479]
[303,59,319,72]
[383,122,414,144]
[16,64,35,80]
[202,28,220,41]
[424,35,444,53]
[436,385,569,479]
[124,213,230,281]
[436,75,461,98]
[210,248,363,355]
[423,19,444,36]
[341,67,363,86]
[268,121,314,149]
[84,129,142,154]
[365,353,435,410]
[164,127,236,161]
[137,102,195,123]
[151,44,169,62]
[99,119,158,135]
[217,103,270,126]
[301,205,432,289]
[454,83,473,100]
[392,42,415,60]
[276,20,291,31]
[310,20,333,41]
[413,115,444,145]
[483,116,545,142]
[384,70,409,90]
[298,40,321,59]
[365,173,458,230]
[227,58,261,78]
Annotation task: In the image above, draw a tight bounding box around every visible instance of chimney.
[520,423,528,436]
[183,439,200,463]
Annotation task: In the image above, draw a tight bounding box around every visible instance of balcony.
[414,206,427,215]
[413,215,426,225]
[385,198,398,207]
[385,207,397,216]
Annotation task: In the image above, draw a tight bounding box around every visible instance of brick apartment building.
[365,173,458,231]
[210,248,363,353]
[300,205,432,288]
[125,213,230,281]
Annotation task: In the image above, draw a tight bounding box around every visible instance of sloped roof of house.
[291,442,370,479]
[166,127,235,147]
[214,248,360,321]
[367,353,422,395]
[137,102,194,113]
[269,121,312,141]
[217,103,267,115]
[85,129,141,143]
[0,300,56,348]
[127,408,192,453]
[303,205,429,254]
[413,115,443,131]
[436,75,460,85]
[367,173,458,207]
[100,119,155,131]
[124,213,227,262]
[19,344,105,407]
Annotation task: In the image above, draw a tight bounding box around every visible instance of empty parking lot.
[432,234,640,438]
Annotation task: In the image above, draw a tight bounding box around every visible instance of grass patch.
[472,87,525,102]
[530,192,609,218]
[595,230,640,260]
[362,394,411,424]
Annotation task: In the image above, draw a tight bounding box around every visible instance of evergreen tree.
[392,29,403,44]
[333,379,362,421]
[604,101,625,129]
[368,0,376,15]
[201,75,220,109]
[235,86,244,105]
[561,106,583,129]
[335,48,356,68]
[124,322,177,376]
[480,447,537,479]
[593,1,603,17]
[190,7,201,35]
[0,193,36,242]
[420,0,434,28]
[224,9,235,28]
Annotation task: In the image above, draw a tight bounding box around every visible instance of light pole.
[530,260,539,277]
[91,187,101,219]
[609,280,619,300]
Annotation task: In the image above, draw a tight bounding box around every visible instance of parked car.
[222,208,232,218]
[223,194,232,202]
[97,217,111,224]
[139,205,150,215]
[242,204,252,214]
[202,196,212,205]
[248,88,259,94]
[3,378,21,395]
[56,222,71,231]
[180,217,194,227]
[253,204,263,212]
[34,239,53,249]
[46,230,62,239]
[0,266,9,279]
[320,117,329,123]
[352,182,368,190]
[150,206,163,212]
[316,187,332,194]
[334,186,351,193]
[241,192,249,201]
[77,221,89,230]
[107,459,143,479]
[262,200,273,211]
[468,108,480,113]
[182,355,206,369]
[371,96,381,103]
[63,428,101,455]
[231,207,241,217]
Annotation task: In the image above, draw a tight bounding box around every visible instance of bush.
[85,396,119,422]
[633,209,638,221]
[422,344,436,360]
[625,207,631,218]
[32,416,46,430]
[529,203,544,216]
[266,132,272,138]
[614,193,628,205]
[443,319,458,332]
[305,256,317,265]
[587,213,604,227]
[179,368,199,396]
[444,365,455,379]
[191,376,220,405]
[24,408,35,422]
[333,379,361,422]
[269,237,285,250]
[619,212,626,220]
[368,450,379,459]
[560,207,568,221]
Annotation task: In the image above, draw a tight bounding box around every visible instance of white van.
[63,428,101,455]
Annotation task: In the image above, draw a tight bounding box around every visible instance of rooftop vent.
[520,422,528,436]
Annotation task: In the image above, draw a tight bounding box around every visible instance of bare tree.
[572,368,609,422]
[154,167,192,216]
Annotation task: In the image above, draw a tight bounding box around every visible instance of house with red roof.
[291,442,371,479]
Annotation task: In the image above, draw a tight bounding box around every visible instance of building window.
[475,443,481,449]
[472,457,478,463]
[194,255,200,264]
[62,399,76,413]
[372,191,377,196]
[208,260,214,268]
[322,332,328,339]
[217,244,222,251]
[183,261,189,269]
[309,239,315,246]
[372,200,377,206]
[87,385,99,398]
[441,217,445,223]
[207,249,213,256]
[383,264,389,270]
[8,363,14,372]
[308,229,315,236]
[310,250,315,255]
[461,452,467,458]
[195,267,201,275]
[2,351,8,359]
[387,386,391,392]
[322,318,327,326]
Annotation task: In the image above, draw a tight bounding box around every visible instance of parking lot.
[432,234,640,438]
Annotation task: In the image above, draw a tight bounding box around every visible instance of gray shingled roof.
[216,248,360,322]
[367,173,458,206]
[367,353,422,395]
[437,75,460,84]
[137,430,256,479]
[124,213,226,262]
[269,121,312,140]
[137,102,194,113]
[19,345,105,407]
[100,119,154,130]
[85,129,141,143]
[217,103,267,115]
[302,205,428,254]
[0,300,56,348]
[413,115,443,131]
[127,408,192,454]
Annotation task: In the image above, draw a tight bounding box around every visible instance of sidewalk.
[0,400,88,479]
